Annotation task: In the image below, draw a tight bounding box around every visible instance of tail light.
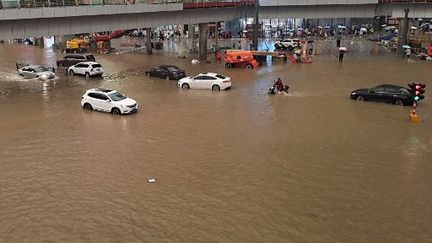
[223,80,230,83]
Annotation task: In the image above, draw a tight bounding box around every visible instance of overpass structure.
[0,0,431,40]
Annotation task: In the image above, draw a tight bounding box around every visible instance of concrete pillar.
[34,37,44,47]
[198,23,208,61]
[252,3,259,50]
[215,22,219,51]
[145,28,152,55]
[191,25,197,53]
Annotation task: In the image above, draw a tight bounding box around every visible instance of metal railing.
[0,0,255,8]
[0,0,182,8]
[379,0,432,3]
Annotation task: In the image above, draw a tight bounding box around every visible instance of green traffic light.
[414,96,420,101]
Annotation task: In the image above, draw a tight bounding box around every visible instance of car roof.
[76,61,100,65]
[87,88,115,93]
[375,84,406,89]
[160,65,179,68]
[198,72,222,77]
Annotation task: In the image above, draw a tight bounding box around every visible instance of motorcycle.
[268,84,289,95]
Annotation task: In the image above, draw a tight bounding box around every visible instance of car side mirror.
[105,99,111,102]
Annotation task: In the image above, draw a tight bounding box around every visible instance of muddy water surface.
[0,41,431,242]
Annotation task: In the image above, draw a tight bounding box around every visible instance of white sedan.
[18,65,55,80]
[178,72,231,91]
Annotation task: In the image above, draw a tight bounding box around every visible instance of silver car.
[18,65,55,80]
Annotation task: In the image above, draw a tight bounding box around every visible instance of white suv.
[274,38,300,50]
[68,61,104,78]
[81,88,138,115]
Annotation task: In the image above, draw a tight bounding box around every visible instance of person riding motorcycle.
[268,77,289,94]
[276,77,284,92]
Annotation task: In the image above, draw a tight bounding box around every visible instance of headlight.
[351,92,356,95]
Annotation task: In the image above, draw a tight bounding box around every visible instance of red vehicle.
[224,51,260,69]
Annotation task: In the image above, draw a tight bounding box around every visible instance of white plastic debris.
[147,178,156,183]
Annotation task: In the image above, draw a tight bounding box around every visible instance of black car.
[57,54,95,67]
[350,84,414,106]
[145,65,186,80]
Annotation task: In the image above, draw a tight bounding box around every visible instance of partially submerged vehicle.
[16,62,55,80]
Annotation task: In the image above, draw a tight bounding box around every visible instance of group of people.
[269,77,289,95]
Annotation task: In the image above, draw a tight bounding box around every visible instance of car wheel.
[212,84,221,91]
[245,64,253,69]
[394,99,404,106]
[85,72,90,79]
[181,83,190,89]
[69,70,74,76]
[111,108,121,115]
[83,103,93,111]
[356,96,365,101]
[165,75,170,80]
[225,63,233,68]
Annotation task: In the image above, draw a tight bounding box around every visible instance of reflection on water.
[0,41,431,242]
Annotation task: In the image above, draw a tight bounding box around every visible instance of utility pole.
[252,1,259,51]
[399,1,410,57]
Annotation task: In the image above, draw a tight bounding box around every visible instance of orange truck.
[224,50,260,69]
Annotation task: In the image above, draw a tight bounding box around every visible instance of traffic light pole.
[409,82,426,123]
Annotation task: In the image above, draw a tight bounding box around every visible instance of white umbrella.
[325,25,331,29]
[381,24,387,27]
[360,27,367,32]
[317,26,323,29]
[402,45,411,49]
[410,26,418,30]
[337,25,346,29]
[297,27,304,31]
[339,47,348,51]
[384,26,396,30]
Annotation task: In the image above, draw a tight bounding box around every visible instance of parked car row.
[80,63,231,116]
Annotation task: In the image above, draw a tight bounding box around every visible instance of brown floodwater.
[0,39,431,242]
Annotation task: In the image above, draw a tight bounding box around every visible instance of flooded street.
[0,40,431,242]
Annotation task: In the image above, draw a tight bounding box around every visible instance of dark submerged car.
[56,54,95,67]
[145,65,186,80]
[350,84,414,106]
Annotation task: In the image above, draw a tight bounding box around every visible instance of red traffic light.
[408,82,426,89]
[415,90,425,95]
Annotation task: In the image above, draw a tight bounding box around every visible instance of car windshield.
[108,92,126,101]
[399,88,410,94]
[164,66,179,72]
[34,66,49,72]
